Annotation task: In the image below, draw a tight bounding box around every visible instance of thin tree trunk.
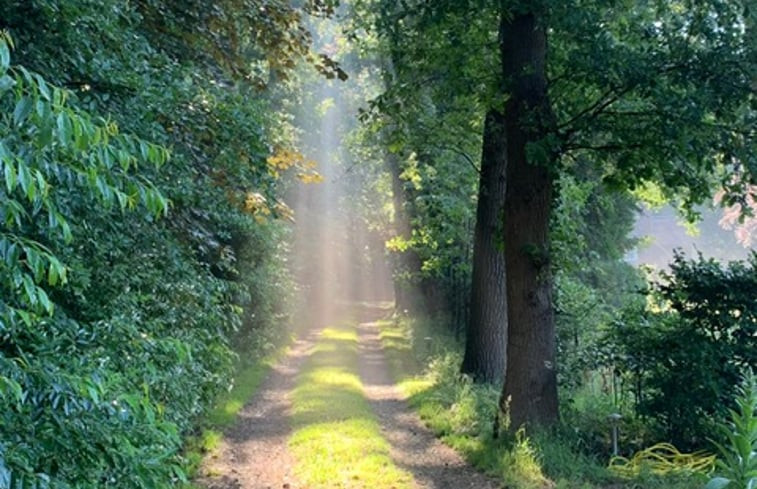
[387,151,424,314]
[461,110,508,384]
[499,11,559,429]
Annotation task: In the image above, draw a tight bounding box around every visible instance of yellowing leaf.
[274,200,295,222]
[267,148,323,185]
[298,172,324,184]
[267,148,303,172]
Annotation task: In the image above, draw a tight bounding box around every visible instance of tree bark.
[461,110,508,384]
[499,10,559,429]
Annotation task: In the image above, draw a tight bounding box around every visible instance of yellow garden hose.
[608,442,716,478]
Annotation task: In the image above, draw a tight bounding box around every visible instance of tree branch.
[564,142,645,153]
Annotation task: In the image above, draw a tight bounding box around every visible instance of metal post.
[608,413,622,457]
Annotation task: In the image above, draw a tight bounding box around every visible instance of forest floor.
[196,306,499,489]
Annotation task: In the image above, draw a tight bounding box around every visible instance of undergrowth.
[183,338,290,484]
[706,370,757,489]
[378,316,705,489]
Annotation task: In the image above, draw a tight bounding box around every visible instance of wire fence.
[445,218,474,339]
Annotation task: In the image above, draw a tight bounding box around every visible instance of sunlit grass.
[377,319,564,488]
[289,324,414,489]
[378,319,432,398]
[207,360,273,427]
[183,344,289,485]
[376,317,701,489]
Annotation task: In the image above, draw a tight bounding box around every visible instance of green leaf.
[115,190,128,210]
[3,158,16,193]
[52,85,65,107]
[16,160,31,195]
[16,308,32,327]
[56,112,70,143]
[140,141,149,161]
[34,170,47,198]
[705,477,732,489]
[37,287,53,314]
[0,40,9,71]
[13,96,33,126]
[95,175,113,204]
[60,218,72,243]
[22,275,37,306]
[38,118,53,147]
[72,116,86,150]
[87,385,100,404]
[0,376,23,402]
[35,74,51,101]
[47,262,59,286]
[172,465,188,483]
[0,74,14,92]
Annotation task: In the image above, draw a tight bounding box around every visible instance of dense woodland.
[0,1,755,488]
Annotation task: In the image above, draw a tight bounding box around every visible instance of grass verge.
[183,342,289,483]
[378,316,704,489]
[288,323,414,489]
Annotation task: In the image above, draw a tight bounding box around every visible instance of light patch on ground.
[377,320,432,398]
[289,324,414,489]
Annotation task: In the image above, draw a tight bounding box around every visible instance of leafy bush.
[551,172,642,392]
[610,252,757,449]
[0,33,197,488]
[0,0,299,482]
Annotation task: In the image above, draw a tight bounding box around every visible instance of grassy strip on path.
[378,317,701,489]
[289,322,414,489]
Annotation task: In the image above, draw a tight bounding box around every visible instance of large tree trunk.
[387,151,424,314]
[499,11,559,429]
[461,110,508,383]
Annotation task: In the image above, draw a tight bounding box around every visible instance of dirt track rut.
[198,316,500,489]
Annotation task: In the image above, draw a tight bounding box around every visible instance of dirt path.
[197,332,317,489]
[199,315,500,489]
[356,321,501,489]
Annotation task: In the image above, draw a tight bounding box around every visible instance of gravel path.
[198,314,500,489]
[357,321,501,489]
[197,332,318,489]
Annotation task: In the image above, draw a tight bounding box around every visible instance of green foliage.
[0,35,191,488]
[548,170,648,459]
[378,316,699,489]
[610,253,757,449]
[0,34,167,317]
[0,0,309,484]
[552,171,642,391]
[357,0,756,335]
[706,370,757,489]
[548,0,755,210]
[348,0,488,320]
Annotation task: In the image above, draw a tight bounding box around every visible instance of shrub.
[0,10,292,485]
[610,252,757,448]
